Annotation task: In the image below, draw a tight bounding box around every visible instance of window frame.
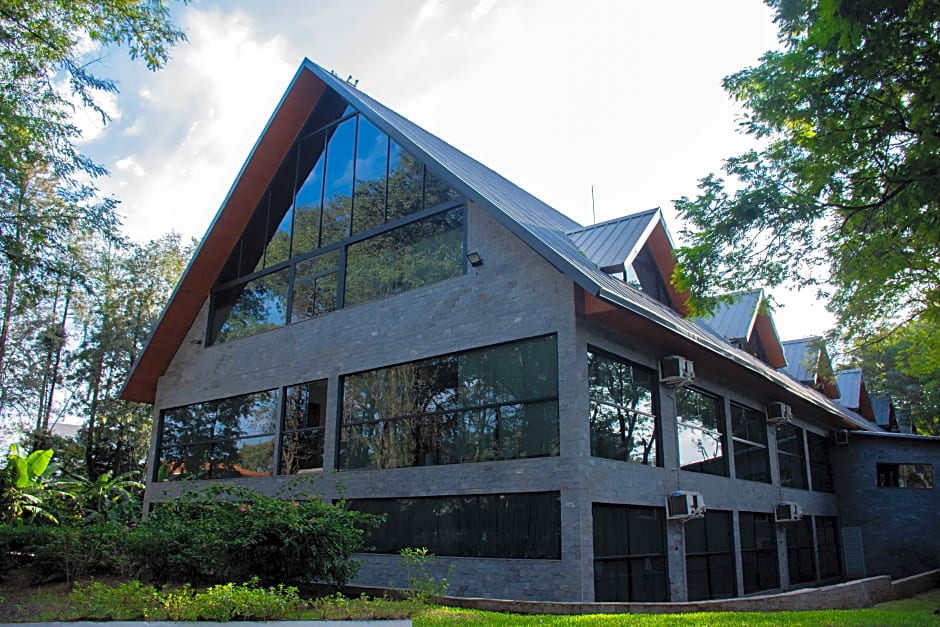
[592,503,669,602]
[675,386,729,477]
[776,423,809,490]
[730,402,771,484]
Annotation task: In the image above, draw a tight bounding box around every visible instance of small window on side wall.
[280,380,328,475]
[877,463,933,488]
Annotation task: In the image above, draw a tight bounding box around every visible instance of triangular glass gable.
[211,87,465,345]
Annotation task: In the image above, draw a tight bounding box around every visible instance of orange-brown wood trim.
[753,314,787,369]
[121,71,326,404]
[646,223,690,317]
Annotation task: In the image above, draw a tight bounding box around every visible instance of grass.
[0,577,937,625]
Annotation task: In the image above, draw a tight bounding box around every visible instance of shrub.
[398,547,453,603]
[128,482,380,586]
[68,581,164,620]
[0,523,127,583]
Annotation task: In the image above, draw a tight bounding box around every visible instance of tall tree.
[673,0,940,344]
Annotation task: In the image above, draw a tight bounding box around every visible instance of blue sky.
[72,0,835,340]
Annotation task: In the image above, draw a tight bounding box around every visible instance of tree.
[850,318,940,436]
[673,0,940,344]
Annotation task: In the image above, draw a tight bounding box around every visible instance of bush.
[127,482,380,586]
[0,523,127,583]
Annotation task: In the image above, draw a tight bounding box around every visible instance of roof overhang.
[121,66,325,403]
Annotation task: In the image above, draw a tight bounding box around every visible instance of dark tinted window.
[280,380,327,474]
[785,518,816,585]
[807,431,834,492]
[339,335,559,469]
[210,269,289,345]
[731,403,770,483]
[291,250,339,323]
[292,132,326,256]
[386,140,424,221]
[815,516,842,579]
[593,504,668,602]
[352,116,389,234]
[739,512,779,594]
[776,424,808,489]
[685,510,736,600]
[677,388,727,476]
[349,492,560,559]
[877,463,933,488]
[588,350,658,466]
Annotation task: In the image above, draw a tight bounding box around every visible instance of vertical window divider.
[288,140,302,259]
[336,244,347,309]
[260,190,271,270]
[383,134,390,224]
[348,115,360,237]
[285,260,296,324]
[273,387,286,475]
[317,133,328,250]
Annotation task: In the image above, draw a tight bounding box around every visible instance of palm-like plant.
[56,470,145,524]
[1,444,70,525]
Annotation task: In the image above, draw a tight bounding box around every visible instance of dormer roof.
[780,336,840,399]
[566,208,663,272]
[693,289,787,369]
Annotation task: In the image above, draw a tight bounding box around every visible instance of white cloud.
[469,0,499,20]
[69,87,122,144]
[115,155,144,176]
[414,0,442,27]
[102,7,295,241]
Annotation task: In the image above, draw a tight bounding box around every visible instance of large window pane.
[339,335,559,470]
[321,116,356,246]
[877,463,933,488]
[262,145,298,268]
[588,350,658,465]
[292,132,326,256]
[593,504,668,602]
[349,492,561,559]
[785,518,816,585]
[815,516,842,579]
[210,269,289,345]
[740,512,779,594]
[352,116,388,234]
[677,388,727,476]
[386,140,424,221]
[685,510,736,600]
[776,424,808,489]
[280,380,327,474]
[344,207,463,308]
[423,167,460,208]
[731,403,770,483]
[807,431,834,492]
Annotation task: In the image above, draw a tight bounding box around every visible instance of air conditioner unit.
[832,429,849,445]
[775,502,803,523]
[666,491,706,521]
[767,401,793,425]
[661,355,694,387]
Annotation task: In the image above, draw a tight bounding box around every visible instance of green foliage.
[0,522,127,583]
[850,318,940,436]
[128,482,379,586]
[0,444,68,524]
[54,470,144,525]
[674,0,940,345]
[68,579,304,621]
[398,547,453,603]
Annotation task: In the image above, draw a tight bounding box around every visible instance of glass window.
[292,131,326,256]
[877,463,933,488]
[685,510,736,600]
[592,504,668,602]
[807,431,834,492]
[156,389,279,481]
[587,350,658,466]
[386,140,424,221]
[210,269,289,345]
[280,380,327,474]
[677,388,727,476]
[344,207,463,308]
[731,403,770,483]
[348,492,561,559]
[423,167,460,208]
[321,116,356,246]
[352,116,389,235]
[785,518,816,585]
[776,424,808,489]
[262,145,298,269]
[739,512,779,594]
[339,335,559,470]
[290,250,339,323]
[815,516,842,579]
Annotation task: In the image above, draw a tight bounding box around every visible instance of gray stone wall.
[831,432,940,578]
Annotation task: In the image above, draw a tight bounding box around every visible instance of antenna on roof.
[591,185,596,225]
[345,74,360,87]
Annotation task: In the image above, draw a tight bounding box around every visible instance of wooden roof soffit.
[646,222,690,317]
[752,313,787,369]
[121,70,326,404]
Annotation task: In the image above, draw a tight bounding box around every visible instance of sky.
[74,0,836,341]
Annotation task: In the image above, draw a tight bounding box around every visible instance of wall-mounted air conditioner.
[666,491,706,521]
[832,429,849,445]
[775,502,803,523]
[661,355,694,387]
[767,401,793,425]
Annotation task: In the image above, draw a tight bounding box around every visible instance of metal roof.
[835,369,863,409]
[780,337,819,383]
[565,209,661,272]
[694,290,763,342]
[122,58,882,433]
[870,395,893,427]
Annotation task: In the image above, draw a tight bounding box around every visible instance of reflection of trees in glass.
[280,380,327,474]
[291,251,339,323]
[321,116,356,246]
[344,208,463,307]
[211,269,289,344]
[588,351,657,465]
[157,390,278,481]
[676,388,726,475]
[387,142,423,221]
[340,336,559,469]
[731,404,770,483]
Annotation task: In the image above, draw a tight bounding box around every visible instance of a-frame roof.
[779,336,840,399]
[566,208,663,273]
[692,289,787,369]
[120,59,879,433]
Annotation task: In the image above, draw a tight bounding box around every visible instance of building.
[122,59,939,602]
